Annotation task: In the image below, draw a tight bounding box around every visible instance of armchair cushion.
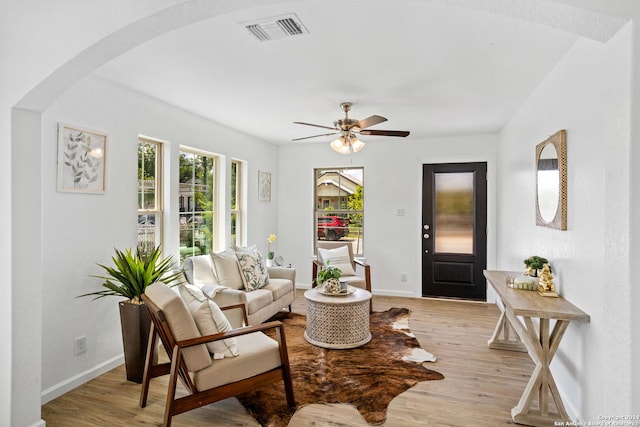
[179,285,238,358]
[317,246,356,276]
[192,332,281,392]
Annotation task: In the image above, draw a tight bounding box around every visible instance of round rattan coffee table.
[303,287,372,349]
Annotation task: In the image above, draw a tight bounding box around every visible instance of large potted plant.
[78,246,183,383]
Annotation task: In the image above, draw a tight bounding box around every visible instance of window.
[230,160,243,248]
[179,148,217,260]
[137,138,162,257]
[314,167,364,255]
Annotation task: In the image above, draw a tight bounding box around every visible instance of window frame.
[178,146,218,260]
[314,167,365,256]
[230,159,243,248]
[137,137,163,256]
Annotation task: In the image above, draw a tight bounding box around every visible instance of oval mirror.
[535,130,567,230]
[537,143,559,222]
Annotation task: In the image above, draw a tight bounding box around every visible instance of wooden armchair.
[312,241,372,312]
[140,282,295,427]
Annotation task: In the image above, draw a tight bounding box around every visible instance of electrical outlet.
[400,273,408,283]
[75,336,87,355]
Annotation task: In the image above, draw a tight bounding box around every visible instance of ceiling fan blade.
[359,129,410,137]
[293,121,338,131]
[292,132,339,141]
[356,115,387,129]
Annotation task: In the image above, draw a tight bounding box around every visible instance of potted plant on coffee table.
[78,245,183,383]
[317,264,343,294]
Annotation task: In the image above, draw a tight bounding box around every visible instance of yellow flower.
[267,234,277,243]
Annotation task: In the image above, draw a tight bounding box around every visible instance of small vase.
[266,259,274,267]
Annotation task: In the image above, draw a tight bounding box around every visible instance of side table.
[303,287,372,349]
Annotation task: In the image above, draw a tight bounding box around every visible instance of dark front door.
[422,162,487,300]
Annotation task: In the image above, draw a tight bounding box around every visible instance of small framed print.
[258,170,271,202]
[57,123,107,194]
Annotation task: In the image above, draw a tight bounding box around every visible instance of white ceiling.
[95,0,581,146]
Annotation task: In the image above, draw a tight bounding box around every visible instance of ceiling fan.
[292,102,410,154]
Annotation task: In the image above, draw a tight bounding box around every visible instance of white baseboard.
[296,283,415,298]
[41,355,124,404]
[29,420,46,427]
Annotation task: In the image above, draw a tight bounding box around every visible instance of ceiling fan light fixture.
[330,136,346,153]
[351,138,365,152]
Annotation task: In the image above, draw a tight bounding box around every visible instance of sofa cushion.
[244,289,273,314]
[210,249,244,290]
[262,278,293,300]
[144,283,211,372]
[317,245,357,276]
[178,285,238,358]
[236,251,269,291]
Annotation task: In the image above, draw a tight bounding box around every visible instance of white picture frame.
[258,170,271,202]
[57,123,107,194]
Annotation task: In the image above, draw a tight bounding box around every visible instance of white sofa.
[182,253,296,326]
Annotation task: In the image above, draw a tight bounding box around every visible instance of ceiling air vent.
[243,13,308,42]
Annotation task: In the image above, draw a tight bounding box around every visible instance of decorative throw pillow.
[210,249,244,290]
[317,246,357,276]
[235,251,269,291]
[178,284,238,358]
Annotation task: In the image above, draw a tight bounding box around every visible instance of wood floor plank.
[42,291,532,426]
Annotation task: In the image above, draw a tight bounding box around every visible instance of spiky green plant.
[78,246,184,303]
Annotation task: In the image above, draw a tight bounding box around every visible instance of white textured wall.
[277,134,498,296]
[498,28,634,417]
[39,75,279,400]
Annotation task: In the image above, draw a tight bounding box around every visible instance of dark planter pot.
[119,301,156,383]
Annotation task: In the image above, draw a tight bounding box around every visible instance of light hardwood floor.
[42,290,532,426]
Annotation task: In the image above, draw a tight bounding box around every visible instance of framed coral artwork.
[57,123,108,193]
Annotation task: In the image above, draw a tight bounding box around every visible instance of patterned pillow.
[236,251,270,291]
[178,284,238,358]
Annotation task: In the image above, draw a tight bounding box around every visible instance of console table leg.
[505,311,571,426]
[488,309,528,352]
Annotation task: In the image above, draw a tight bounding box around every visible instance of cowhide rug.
[237,307,444,426]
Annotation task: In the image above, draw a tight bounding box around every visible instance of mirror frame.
[535,130,567,230]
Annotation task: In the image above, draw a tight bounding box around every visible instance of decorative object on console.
[57,123,108,193]
[535,130,567,230]
[523,255,549,277]
[77,246,184,383]
[537,263,558,297]
[507,275,538,291]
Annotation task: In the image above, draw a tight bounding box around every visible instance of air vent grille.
[243,13,308,42]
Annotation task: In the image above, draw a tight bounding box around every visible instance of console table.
[483,270,590,427]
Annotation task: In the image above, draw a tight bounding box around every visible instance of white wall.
[2,2,639,426]
[277,133,498,297]
[498,27,634,416]
[39,75,279,400]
